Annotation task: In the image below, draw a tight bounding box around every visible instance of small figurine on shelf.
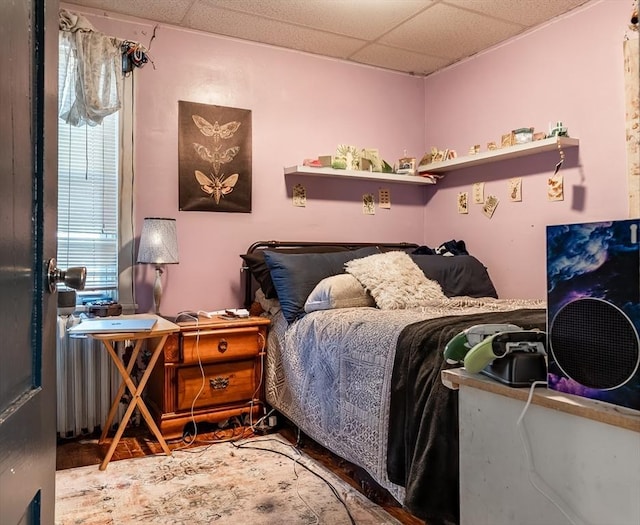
[548,121,569,137]
[397,155,416,175]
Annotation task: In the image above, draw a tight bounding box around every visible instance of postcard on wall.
[293,184,306,207]
[457,192,469,214]
[379,188,391,209]
[178,101,252,212]
[473,182,485,204]
[363,194,375,215]
[548,175,564,201]
[482,195,499,218]
[508,178,522,202]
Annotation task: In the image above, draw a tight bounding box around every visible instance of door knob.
[46,258,87,293]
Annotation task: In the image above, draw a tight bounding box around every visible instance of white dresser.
[442,369,640,525]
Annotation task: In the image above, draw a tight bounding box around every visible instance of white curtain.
[56,9,140,437]
[58,9,122,127]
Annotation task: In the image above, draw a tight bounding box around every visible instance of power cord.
[166,318,353,522]
[232,436,357,525]
[171,311,205,450]
[517,380,589,525]
[172,312,271,449]
[246,331,270,432]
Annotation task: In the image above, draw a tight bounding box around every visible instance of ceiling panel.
[65,0,193,24]
[379,3,523,59]
[183,3,367,60]
[444,0,590,26]
[198,0,434,40]
[351,43,451,76]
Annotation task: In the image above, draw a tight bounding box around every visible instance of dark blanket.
[387,308,547,525]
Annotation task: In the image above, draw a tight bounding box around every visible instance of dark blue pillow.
[410,254,498,298]
[241,246,348,299]
[264,246,380,323]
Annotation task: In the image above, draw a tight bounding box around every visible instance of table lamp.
[136,217,179,314]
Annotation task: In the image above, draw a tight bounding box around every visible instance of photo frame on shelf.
[501,133,513,148]
[397,156,416,175]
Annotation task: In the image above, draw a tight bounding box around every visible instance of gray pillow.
[304,274,375,313]
[263,246,380,323]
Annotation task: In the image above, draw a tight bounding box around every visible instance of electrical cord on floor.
[176,422,248,452]
[163,321,354,524]
[232,436,357,525]
[171,311,206,451]
[173,313,272,449]
[517,380,589,525]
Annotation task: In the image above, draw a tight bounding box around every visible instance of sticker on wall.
[473,182,485,204]
[379,189,391,209]
[293,184,306,207]
[363,194,375,215]
[508,178,522,202]
[178,100,252,213]
[482,195,499,219]
[548,175,564,201]
[457,192,469,214]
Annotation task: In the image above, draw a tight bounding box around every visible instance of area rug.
[55,433,401,524]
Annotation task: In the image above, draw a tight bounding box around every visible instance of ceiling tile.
[65,0,194,24]
[352,43,451,75]
[379,3,523,60]
[183,3,367,60]
[198,0,434,40]
[444,0,590,27]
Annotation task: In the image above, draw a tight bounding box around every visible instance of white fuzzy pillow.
[304,274,375,313]
[345,251,446,309]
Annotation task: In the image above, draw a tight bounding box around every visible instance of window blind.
[57,39,119,296]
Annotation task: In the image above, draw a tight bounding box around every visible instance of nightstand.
[146,315,270,439]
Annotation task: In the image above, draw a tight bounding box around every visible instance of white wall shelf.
[284,165,436,185]
[417,136,579,174]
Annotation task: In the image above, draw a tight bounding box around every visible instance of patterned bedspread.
[264,298,545,505]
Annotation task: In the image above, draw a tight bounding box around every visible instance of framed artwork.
[178,101,252,212]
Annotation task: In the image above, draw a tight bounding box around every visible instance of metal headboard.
[241,240,419,308]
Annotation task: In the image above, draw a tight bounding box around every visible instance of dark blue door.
[0,0,59,523]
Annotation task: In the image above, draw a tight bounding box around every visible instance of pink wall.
[422,0,631,299]
[65,0,631,312]
[68,6,427,315]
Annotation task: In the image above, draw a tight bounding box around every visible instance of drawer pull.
[218,339,228,353]
[209,377,229,390]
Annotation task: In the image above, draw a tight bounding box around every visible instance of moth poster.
[178,101,252,212]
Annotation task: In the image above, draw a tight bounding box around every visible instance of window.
[57,40,120,302]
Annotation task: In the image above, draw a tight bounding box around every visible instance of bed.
[241,241,546,525]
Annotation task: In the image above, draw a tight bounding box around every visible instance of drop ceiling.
[65,0,591,76]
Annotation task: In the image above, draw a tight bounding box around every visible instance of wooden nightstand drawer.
[147,315,269,439]
[181,326,262,364]
[177,360,257,411]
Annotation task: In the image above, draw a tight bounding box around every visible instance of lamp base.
[153,266,164,315]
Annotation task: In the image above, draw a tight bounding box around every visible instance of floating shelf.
[284,165,436,185]
[417,136,579,174]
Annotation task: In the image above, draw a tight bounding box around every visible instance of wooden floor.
[56,420,424,525]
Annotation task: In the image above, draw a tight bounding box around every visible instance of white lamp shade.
[137,217,179,264]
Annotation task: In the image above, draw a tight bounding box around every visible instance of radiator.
[56,315,128,438]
